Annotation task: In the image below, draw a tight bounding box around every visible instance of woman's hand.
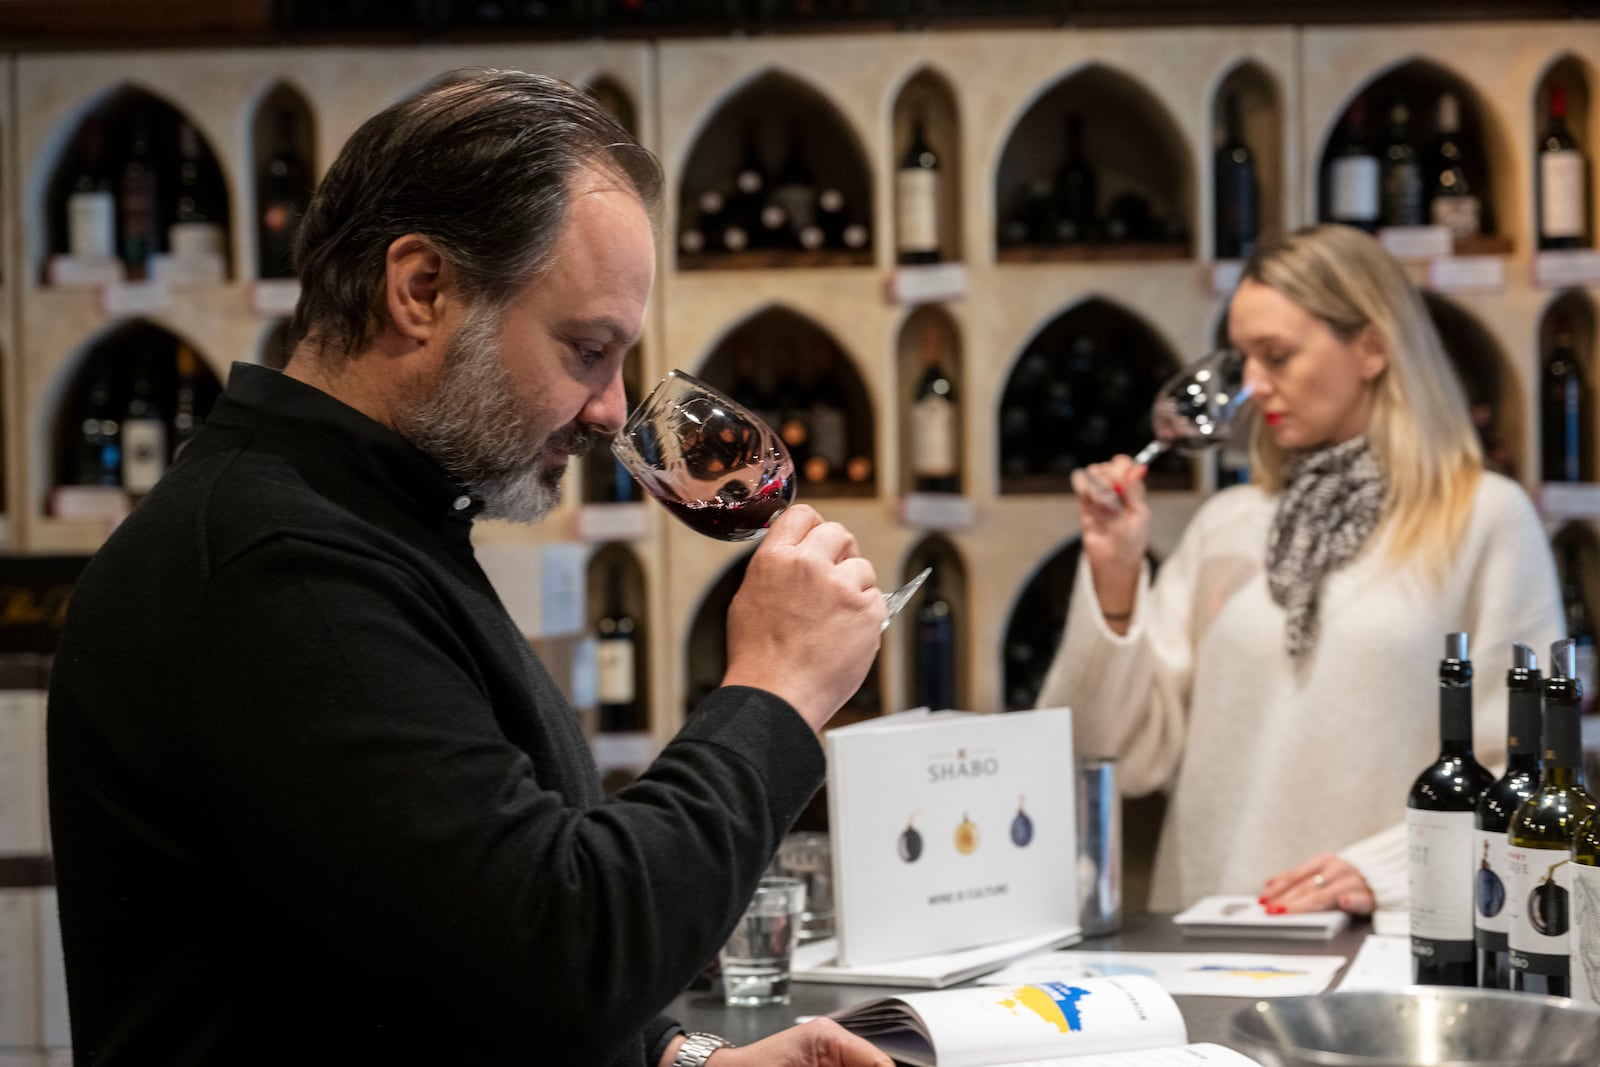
[1260,853,1376,916]
[663,1019,893,1067]
[1070,455,1149,628]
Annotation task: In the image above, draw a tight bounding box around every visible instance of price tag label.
[1533,250,1600,288]
[1539,482,1600,519]
[46,255,123,287]
[574,503,651,542]
[1380,225,1454,261]
[1207,259,1244,296]
[886,262,968,306]
[899,492,975,530]
[591,731,655,771]
[251,279,302,317]
[101,280,173,318]
[1428,255,1505,293]
[150,253,225,287]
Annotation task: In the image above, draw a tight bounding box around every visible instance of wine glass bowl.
[613,369,796,543]
[1136,346,1254,462]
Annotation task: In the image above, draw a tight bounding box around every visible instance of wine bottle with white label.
[1538,82,1589,251]
[1408,631,1495,986]
[1508,638,1598,996]
[1475,643,1542,989]
[1571,804,1600,1005]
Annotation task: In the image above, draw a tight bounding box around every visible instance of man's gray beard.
[394,304,578,524]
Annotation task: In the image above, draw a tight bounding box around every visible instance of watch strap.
[673,1031,735,1066]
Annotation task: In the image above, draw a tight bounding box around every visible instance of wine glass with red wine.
[613,368,930,628]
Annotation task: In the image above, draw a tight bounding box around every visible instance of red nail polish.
[1267,905,1286,915]
[1113,483,1125,499]
[1257,895,1269,905]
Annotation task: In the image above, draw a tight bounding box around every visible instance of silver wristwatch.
[672,1031,735,1066]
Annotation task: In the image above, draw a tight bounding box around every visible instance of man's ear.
[1357,323,1389,382]
[384,235,448,346]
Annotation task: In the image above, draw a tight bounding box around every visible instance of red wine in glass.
[660,480,795,542]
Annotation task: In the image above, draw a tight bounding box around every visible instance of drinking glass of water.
[720,875,806,1006]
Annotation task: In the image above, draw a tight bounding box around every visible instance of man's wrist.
[671,1032,736,1066]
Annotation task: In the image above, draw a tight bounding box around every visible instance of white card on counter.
[978,948,1347,998]
[1334,933,1412,992]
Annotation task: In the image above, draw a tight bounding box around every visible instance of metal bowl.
[1227,987,1600,1066]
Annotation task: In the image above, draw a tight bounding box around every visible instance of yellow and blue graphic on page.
[997,982,1092,1034]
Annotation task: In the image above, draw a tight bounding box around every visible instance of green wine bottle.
[1475,642,1542,990]
[1508,638,1598,996]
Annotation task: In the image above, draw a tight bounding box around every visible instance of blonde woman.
[1037,223,1564,915]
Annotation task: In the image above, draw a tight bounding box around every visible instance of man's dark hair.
[289,67,663,363]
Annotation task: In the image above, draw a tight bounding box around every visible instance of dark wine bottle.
[1053,113,1096,244]
[1380,99,1425,228]
[75,362,121,486]
[67,118,117,262]
[170,120,225,263]
[172,344,204,459]
[121,350,168,496]
[1213,93,1259,260]
[770,123,818,251]
[805,342,848,486]
[910,324,958,494]
[1541,314,1591,483]
[1475,643,1543,990]
[896,110,941,264]
[912,567,956,711]
[1571,803,1600,1005]
[1508,638,1598,996]
[1327,98,1380,233]
[723,121,768,254]
[596,566,641,733]
[1407,631,1495,986]
[257,109,311,279]
[1557,535,1598,715]
[1539,82,1589,251]
[118,110,162,279]
[1429,93,1481,241]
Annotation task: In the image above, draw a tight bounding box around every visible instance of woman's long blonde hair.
[1241,224,1482,578]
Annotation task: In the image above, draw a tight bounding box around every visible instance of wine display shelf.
[1,21,1599,748]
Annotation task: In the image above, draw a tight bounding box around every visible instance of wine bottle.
[770,123,818,252]
[896,110,941,264]
[256,109,311,279]
[1407,631,1495,986]
[121,350,168,496]
[118,110,162,279]
[1053,113,1096,244]
[595,566,641,733]
[910,324,958,494]
[1475,643,1543,990]
[1557,536,1598,714]
[723,121,768,254]
[1541,315,1591,483]
[1571,804,1600,1005]
[1429,93,1482,241]
[1213,92,1259,260]
[1539,82,1589,251]
[1327,98,1380,233]
[773,339,811,474]
[1380,99,1425,228]
[170,120,225,262]
[911,567,956,711]
[1508,638,1598,996]
[67,117,117,262]
[75,362,121,486]
[804,342,847,486]
[172,344,203,459]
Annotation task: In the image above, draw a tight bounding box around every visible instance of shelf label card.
[101,280,173,318]
[899,492,975,530]
[1534,250,1600,288]
[1429,255,1505,293]
[46,255,123,287]
[1539,482,1600,519]
[886,262,967,306]
[150,252,225,287]
[1208,259,1244,296]
[252,279,302,317]
[539,542,587,637]
[591,731,655,772]
[574,502,651,542]
[1380,225,1454,261]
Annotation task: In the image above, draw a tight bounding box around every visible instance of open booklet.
[829,973,1264,1066]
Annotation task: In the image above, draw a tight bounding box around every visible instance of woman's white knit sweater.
[1036,472,1565,911]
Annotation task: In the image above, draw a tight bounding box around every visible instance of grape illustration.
[898,818,923,863]
[1476,842,1505,917]
[1530,864,1570,936]
[955,813,979,855]
[1011,795,1034,848]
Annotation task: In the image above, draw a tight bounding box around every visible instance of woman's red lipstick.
[1264,412,1285,426]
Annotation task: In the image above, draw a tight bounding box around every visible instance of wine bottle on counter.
[1508,638,1597,997]
[595,566,641,733]
[896,109,941,265]
[1475,643,1543,990]
[1053,113,1096,244]
[1429,93,1481,241]
[1327,98,1380,234]
[910,324,959,494]
[1408,632,1496,987]
[67,118,117,263]
[1571,805,1600,1005]
[912,566,956,711]
[1213,92,1258,261]
[257,109,312,279]
[1539,82,1589,251]
[1541,315,1591,483]
[1381,99,1425,229]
